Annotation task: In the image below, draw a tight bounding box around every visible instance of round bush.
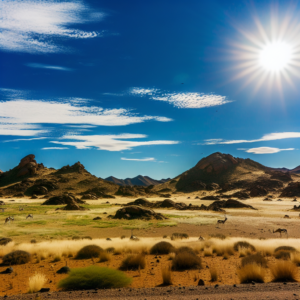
[58,266,132,290]
[119,254,146,271]
[233,241,255,252]
[150,241,174,255]
[0,238,12,246]
[2,250,31,265]
[241,253,268,268]
[176,246,195,254]
[172,251,202,271]
[275,246,296,253]
[76,245,103,259]
[275,250,291,260]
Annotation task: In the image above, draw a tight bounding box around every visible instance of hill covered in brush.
[105,175,169,186]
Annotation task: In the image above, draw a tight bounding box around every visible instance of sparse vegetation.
[291,252,300,266]
[58,266,132,290]
[52,255,61,262]
[172,249,202,270]
[238,264,265,283]
[119,254,146,270]
[274,246,296,253]
[161,266,172,285]
[75,245,103,259]
[99,251,111,262]
[2,250,31,265]
[28,272,47,293]
[241,253,268,268]
[275,250,291,260]
[82,236,92,240]
[210,233,226,240]
[210,267,218,282]
[271,261,298,282]
[150,241,175,255]
[233,241,255,252]
[171,233,189,240]
[204,247,213,257]
[0,237,12,246]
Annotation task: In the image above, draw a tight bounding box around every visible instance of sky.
[0,0,300,180]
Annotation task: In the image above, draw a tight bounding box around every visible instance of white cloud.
[129,87,231,109]
[0,0,105,53]
[42,147,69,150]
[239,147,295,154]
[203,132,300,145]
[26,63,72,71]
[3,137,47,143]
[51,133,179,151]
[121,157,155,161]
[0,98,172,136]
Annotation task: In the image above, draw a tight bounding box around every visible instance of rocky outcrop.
[268,171,293,182]
[16,154,37,177]
[62,200,88,211]
[55,162,86,174]
[201,195,220,200]
[230,191,250,200]
[81,188,115,199]
[125,198,153,207]
[280,182,300,197]
[42,194,85,205]
[81,193,98,200]
[206,199,256,211]
[113,205,167,220]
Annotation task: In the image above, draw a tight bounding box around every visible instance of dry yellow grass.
[99,251,111,263]
[271,260,299,282]
[237,264,265,283]
[161,266,172,285]
[291,252,300,266]
[204,247,213,257]
[28,273,47,293]
[210,267,218,282]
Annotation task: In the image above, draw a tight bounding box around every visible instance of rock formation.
[16,154,37,177]
[113,205,167,220]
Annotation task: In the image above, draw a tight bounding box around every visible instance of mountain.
[270,166,300,174]
[105,175,170,186]
[153,152,291,193]
[291,166,300,174]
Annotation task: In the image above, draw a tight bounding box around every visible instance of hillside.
[0,155,156,199]
[105,175,169,186]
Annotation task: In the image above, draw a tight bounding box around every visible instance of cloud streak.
[26,63,72,71]
[0,0,105,53]
[129,87,231,108]
[51,134,179,151]
[42,147,69,150]
[203,132,300,145]
[0,98,172,136]
[121,157,155,161]
[238,147,295,154]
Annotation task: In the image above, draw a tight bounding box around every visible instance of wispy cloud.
[0,0,105,53]
[121,157,155,161]
[26,63,72,71]
[238,147,295,154]
[203,132,300,145]
[42,147,69,150]
[51,134,179,151]
[129,87,231,109]
[0,98,172,136]
[3,137,47,143]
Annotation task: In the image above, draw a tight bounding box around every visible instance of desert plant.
[176,246,195,254]
[75,245,103,259]
[274,246,296,253]
[233,241,255,252]
[0,237,12,246]
[238,264,265,283]
[150,241,174,255]
[99,251,111,263]
[171,233,189,240]
[2,250,31,265]
[52,255,61,262]
[275,250,291,260]
[172,250,202,271]
[210,267,218,282]
[163,235,168,239]
[106,247,115,253]
[291,252,300,266]
[121,235,126,239]
[30,239,37,244]
[119,254,146,271]
[204,247,213,257]
[82,236,92,240]
[161,266,172,285]
[72,236,81,240]
[58,266,132,290]
[271,260,298,282]
[238,247,252,258]
[168,253,175,260]
[210,233,226,240]
[241,253,268,268]
[28,272,47,293]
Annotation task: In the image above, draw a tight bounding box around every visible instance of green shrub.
[150,241,174,255]
[75,245,103,259]
[58,266,132,290]
[241,253,268,268]
[233,241,255,252]
[119,254,146,271]
[2,250,31,265]
[172,250,202,271]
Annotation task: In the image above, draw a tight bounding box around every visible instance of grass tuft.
[99,251,111,263]
[150,241,174,255]
[238,264,265,283]
[75,245,103,260]
[161,266,172,285]
[210,267,218,282]
[58,266,132,290]
[233,241,255,252]
[119,254,146,271]
[28,272,47,293]
[271,260,298,282]
[172,250,202,271]
[275,250,291,260]
[241,253,268,268]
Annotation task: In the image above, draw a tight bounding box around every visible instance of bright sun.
[259,42,292,71]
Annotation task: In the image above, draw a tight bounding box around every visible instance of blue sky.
[0,0,300,179]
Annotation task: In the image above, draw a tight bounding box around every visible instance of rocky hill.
[0,154,158,199]
[105,175,170,186]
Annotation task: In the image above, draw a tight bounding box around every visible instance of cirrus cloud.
[238,147,295,154]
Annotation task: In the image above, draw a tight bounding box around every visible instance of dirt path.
[4,283,300,300]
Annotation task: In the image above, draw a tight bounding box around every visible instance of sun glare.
[260,42,292,71]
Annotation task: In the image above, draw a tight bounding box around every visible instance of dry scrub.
[271,261,298,282]
[28,273,47,293]
[238,264,265,283]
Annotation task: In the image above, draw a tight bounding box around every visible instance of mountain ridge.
[105,175,170,186]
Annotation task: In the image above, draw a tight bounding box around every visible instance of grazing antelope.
[4,216,14,224]
[284,215,290,218]
[273,228,288,238]
[199,236,205,241]
[130,230,139,241]
[19,207,24,211]
[26,214,33,219]
[217,215,227,226]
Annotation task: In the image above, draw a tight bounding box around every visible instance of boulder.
[231,191,250,200]
[62,200,87,211]
[93,216,102,220]
[81,193,98,200]
[113,205,167,220]
[42,194,85,205]
[249,186,268,197]
[125,198,153,207]
[201,195,220,200]
[17,154,36,169]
